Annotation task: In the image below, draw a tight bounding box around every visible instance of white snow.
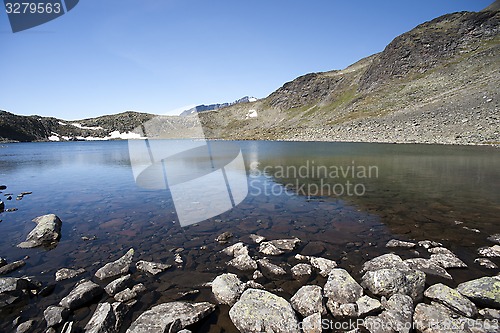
[108,131,143,139]
[48,135,60,141]
[71,123,103,130]
[245,109,258,119]
[58,121,67,126]
[248,97,257,102]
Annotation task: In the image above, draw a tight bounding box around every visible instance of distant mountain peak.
[179,96,258,116]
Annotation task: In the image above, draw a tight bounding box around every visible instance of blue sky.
[0,0,493,119]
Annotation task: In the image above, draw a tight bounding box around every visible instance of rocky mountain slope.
[1,3,499,144]
[198,5,500,145]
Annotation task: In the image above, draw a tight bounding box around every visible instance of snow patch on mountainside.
[71,123,103,130]
[245,109,258,119]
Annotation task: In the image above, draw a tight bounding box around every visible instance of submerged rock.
[424,283,477,318]
[215,231,233,243]
[324,268,363,304]
[229,288,299,333]
[0,260,25,275]
[249,234,266,244]
[211,273,245,306]
[386,239,416,248]
[17,214,62,248]
[126,301,215,333]
[487,234,500,245]
[44,305,69,327]
[95,248,134,280]
[136,260,171,275]
[475,258,498,269]
[290,285,325,317]
[59,280,103,310]
[457,277,500,308]
[361,268,425,301]
[16,320,34,333]
[0,257,6,267]
[105,274,131,296]
[55,268,85,282]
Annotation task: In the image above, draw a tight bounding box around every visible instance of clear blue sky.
[0,0,493,119]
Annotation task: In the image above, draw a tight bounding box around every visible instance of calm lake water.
[0,141,499,332]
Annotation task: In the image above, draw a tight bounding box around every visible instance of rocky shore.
[1,199,500,333]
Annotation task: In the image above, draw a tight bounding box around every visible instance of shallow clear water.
[0,141,499,332]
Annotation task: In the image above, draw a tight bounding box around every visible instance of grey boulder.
[105,274,131,296]
[290,285,325,317]
[17,214,62,248]
[84,302,119,333]
[457,277,500,308]
[361,268,425,301]
[126,301,215,333]
[229,288,299,333]
[363,294,414,333]
[291,263,312,280]
[228,253,258,271]
[95,249,134,280]
[0,260,26,275]
[211,273,245,306]
[414,302,482,333]
[301,312,322,333]
[424,283,477,318]
[404,258,452,279]
[361,253,409,273]
[59,280,103,310]
[44,305,69,327]
[0,277,30,293]
[324,268,363,304]
[478,245,500,258]
[356,295,382,317]
[308,256,337,277]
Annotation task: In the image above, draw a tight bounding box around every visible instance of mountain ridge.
[1,4,499,145]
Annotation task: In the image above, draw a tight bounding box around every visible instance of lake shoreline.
[1,137,499,148]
